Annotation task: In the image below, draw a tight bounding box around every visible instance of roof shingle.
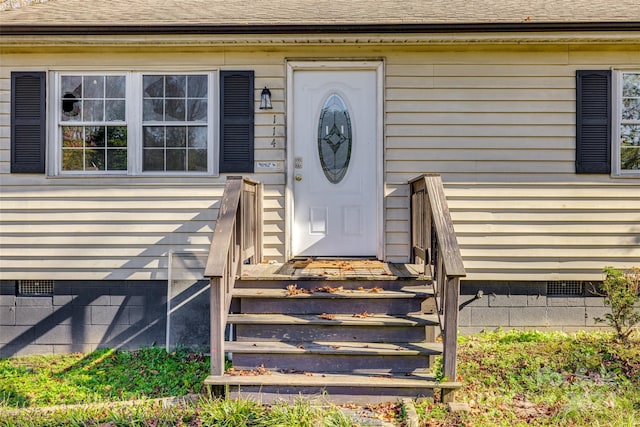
[1,0,639,30]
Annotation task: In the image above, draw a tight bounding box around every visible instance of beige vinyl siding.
[0,183,222,280]
[1,41,639,282]
[383,44,640,279]
[0,48,287,280]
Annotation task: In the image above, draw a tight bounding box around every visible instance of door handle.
[295,174,302,182]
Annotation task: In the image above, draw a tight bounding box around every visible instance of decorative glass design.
[317,94,352,184]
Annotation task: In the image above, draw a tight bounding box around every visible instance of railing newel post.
[409,173,465,403]
[204,176,263,381]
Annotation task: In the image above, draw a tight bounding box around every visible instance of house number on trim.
[317,94,352,184]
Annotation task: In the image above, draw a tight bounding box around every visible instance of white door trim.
[285,60,384,260]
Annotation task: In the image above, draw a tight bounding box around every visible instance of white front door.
[290,66,380,257]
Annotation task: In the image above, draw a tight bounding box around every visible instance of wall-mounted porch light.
[259,87,272,109]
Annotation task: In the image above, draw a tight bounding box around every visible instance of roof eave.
[2,21,640,36]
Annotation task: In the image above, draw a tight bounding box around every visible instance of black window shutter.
[219,71,254,173]
[576,70,611,174]
[11,72,46,174]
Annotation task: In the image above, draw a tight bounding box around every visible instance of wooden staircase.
[203,175,465,403]
[206,266,460,402]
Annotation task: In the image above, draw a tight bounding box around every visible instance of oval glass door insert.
[318,93,352,184]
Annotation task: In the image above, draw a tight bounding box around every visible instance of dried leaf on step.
[286,284,310,296]
[319,313,336,320]
[225,364,272,376]
[315,286,344,293]
[353,311,371,318]
[368,287,383,293]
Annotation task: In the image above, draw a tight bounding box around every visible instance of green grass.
[0,347,209,407]
[1,330,639,426]
[418,329,640,427]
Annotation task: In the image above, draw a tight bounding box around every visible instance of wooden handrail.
[205,176,263,377]
[409,173,466,403]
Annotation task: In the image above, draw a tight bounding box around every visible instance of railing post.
[210,276,225,376]
[441,276,460,404]
[410,174,465,403]
[205,176,263,386]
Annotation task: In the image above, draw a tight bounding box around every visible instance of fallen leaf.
[226,364,272,376]
[353,311,371,318]
[315,286,344,293]
[319,313,336,320]
[286,284,310,296]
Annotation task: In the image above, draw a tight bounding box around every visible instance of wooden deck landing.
[241,259,428,281]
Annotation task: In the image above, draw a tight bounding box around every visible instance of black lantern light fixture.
[260,87,272,109]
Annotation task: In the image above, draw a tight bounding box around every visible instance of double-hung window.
[613,71,640,175]
[142,74,210,172]
[54,72,215,175]
[59,74,127,172]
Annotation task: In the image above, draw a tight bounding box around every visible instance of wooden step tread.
[227,313,439,326]
[226,341,443,356]
[205,371,461,389]
[232,285,434,299]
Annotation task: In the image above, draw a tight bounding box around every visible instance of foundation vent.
[547,280,583,296]
[18,280,54,296]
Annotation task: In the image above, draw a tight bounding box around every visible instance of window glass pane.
[83,76,104,98]
[188,75,208,97]
[188,126,207,148]
[165,99,185,121]
[167,126,186,147]
[165,75,186,97]
[144,75,164,98]
[61,96,81,121]
[621,124,640,147]
[143,149,164,171]
[61,76,82,98]
[85,149,105,171]
[85,126,105,147]
[187,99,207,121]
[166,149,186,171]
[622,99,640,121]
[188,149,207,171]
[143,99,164,121]
[62,126,83,147]
[83,100,104,122]
[106,76,126,98]
[621,148,640,170]
[107,149,127,170]
[62,149,83,170]
[144,126,165,147]
[107,126,127,147]
[105,100,125,121]
[622,73,640,97]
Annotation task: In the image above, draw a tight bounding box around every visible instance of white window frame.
[612,69,640,177]
[49,71,218,176]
